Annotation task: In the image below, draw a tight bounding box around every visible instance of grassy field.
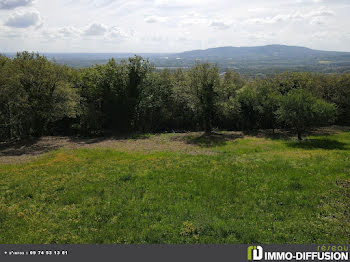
[0,127,349,244]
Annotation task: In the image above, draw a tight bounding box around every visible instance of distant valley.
[4,45,350,76]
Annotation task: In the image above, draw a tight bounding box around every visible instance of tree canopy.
[0,52,349,141]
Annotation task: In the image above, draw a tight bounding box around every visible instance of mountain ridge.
[174,44,350,59]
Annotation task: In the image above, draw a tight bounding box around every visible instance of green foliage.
[255,80,281,131]
[0,55,9,69]
[216,70,242,129]
[136,69,175,132]
[0,52,78,140]
[276,88,337,139]
[171,68,197,130]
[0,52,349,141]
[188,63,220,134]
[237,85,259,130]
[316,74,350,125]
[77,56,152,135]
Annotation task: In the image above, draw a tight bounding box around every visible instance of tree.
[126,56,153,131]
[255,80,280,133]
[77,57,152,134]
[0,52,78,140]
[0,57,29,140]
[271,72,315,95]
[0,52,348,140]
[172,68,196,131]
[316,74,350,125]
[0,55,9,69]
[78,65,104,135]
[188,63,220,134]
[136,69,175,132]
[216,70,242,130]
[276,88,337,140]
[237,85,259,130]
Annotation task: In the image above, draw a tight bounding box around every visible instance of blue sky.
[0,0,349,52]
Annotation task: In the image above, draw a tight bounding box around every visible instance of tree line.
[0,52,349,141]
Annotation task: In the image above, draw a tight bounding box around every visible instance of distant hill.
[174,44,350,60]
[3,45,350,75]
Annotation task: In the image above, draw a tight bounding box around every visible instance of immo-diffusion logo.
[247,245,349,261]
[247,246,263,261]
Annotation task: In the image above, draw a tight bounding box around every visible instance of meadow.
[0,127,349,244]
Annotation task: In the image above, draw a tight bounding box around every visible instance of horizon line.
[0,44,350,55]
[1,44,349,54]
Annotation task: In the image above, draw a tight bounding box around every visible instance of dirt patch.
[311,126,350,136]
[0,136,116,164]
[0,133,219,164]
[0,126,348,164]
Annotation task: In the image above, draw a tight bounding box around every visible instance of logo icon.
[247,246,263,261]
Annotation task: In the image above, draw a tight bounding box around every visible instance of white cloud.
[308,8,334,17]
[40,29,59,41]
[310,17,325,25]
[0,0,349,52]
[210,21,231,30]
[179,12,208,26]
[144,15,167,23]
[4,8,42,28]
[248,7,274,13]
[38,23,131,43]
[83,23,108,36]
[297,0,324,3]
[154,0,201,8]
[0,0,34,9]
[245,14,296,24]
[245,7,334,25]
[58,26,81,38]
[106,26,130,40]
[0,26,24,38]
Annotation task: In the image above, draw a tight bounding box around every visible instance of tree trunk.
[298,131,302,141]
[204,116,212,135]
[204,126,212,135]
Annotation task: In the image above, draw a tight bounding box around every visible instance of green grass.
[0,130,349,244]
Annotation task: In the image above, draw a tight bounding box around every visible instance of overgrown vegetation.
[0,129,349,243]
[1,52,349,141]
